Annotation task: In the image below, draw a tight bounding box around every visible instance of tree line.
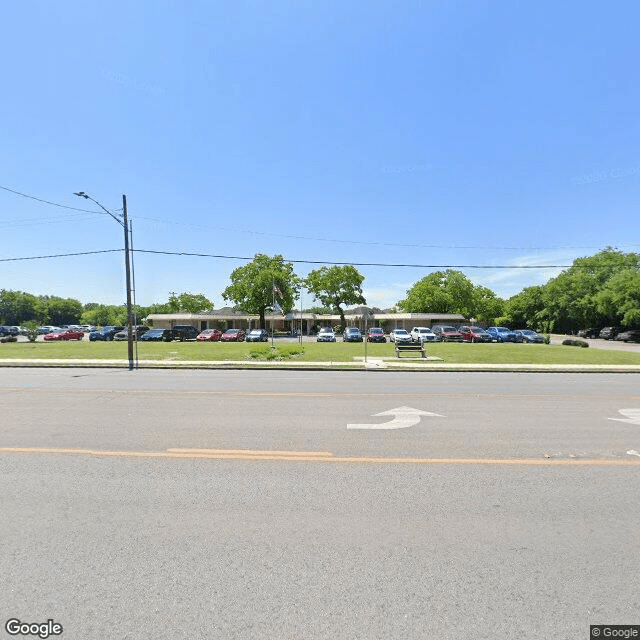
[2,248,638,331]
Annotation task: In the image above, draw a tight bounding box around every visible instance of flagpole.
[271,279,275,347]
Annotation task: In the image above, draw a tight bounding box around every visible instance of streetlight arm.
[73,191,124,227]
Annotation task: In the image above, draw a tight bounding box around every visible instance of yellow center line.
[1,447,639,466]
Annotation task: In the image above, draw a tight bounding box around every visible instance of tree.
[222,254,299,328]
[305,265,366,327]
[503,285,546,330]
[595,268,640,328]
[398,270,475,316]
[167,292,213,313]
[41,296,83,326]
[541,248,640,332]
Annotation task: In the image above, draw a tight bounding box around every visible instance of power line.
[0,185,113,215]
[0,247,571,268]
[3,183,635,253]
[0,249,122,262]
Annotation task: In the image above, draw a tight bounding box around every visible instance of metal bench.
[395,342,425,358]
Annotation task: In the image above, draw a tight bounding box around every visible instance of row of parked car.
[577,327,640,342]
[315,325,545,344]
[388,325,545,344]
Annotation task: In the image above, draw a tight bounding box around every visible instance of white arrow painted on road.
[608,408,640,425]
[347,405,444,430]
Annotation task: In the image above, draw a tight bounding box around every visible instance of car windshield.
[442,327,457,332]
[395,330,409,335]
[471,327,487,333]
[370,328,383,333]
[319,328,332,333]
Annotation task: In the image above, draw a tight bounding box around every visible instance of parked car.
[220,329,246,342]
[614,329,640,343]
[316,327,336,342]
[343,327,363,342]
[366,327,387,343]
[485,326,518,343]
[410,327,437,343]
[39,326,61,335]
[430,325,464,342]
[245,329,269,342]
[197,329,223,342]
[171,325,199,341]
[599,326,619,340]
[44,329,84,341]
[577,328,600,338]
[113,326,150,341]
[0,326,18,337]
[139,328,172,342]
[458,326,491,343]
[389,329,412,343]
[514,329,544,343]
[89,326,125,341]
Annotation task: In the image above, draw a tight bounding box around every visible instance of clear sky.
[2,1,639,310]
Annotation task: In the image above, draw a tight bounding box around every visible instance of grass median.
[2,339,640,365]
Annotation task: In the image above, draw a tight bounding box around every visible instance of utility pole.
[122,195,134,370]
[74,191,135,371]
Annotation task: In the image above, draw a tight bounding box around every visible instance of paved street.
[2,369,639,639]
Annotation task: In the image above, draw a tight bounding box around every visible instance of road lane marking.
[1,447,639,466]
[347,406,444,430]
[609,408,640,425]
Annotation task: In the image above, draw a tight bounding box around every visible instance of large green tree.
[398,271,504,323]
[540,248,640,332]
[305,265,366,327]
[595,268,640,328]
[167,292,214,313]
[222,254,299,328]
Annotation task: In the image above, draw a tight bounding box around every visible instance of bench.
[395,342,425,358]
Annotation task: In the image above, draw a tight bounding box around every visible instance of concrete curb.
[1,358,640,373]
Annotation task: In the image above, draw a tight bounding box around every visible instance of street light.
[74,192,134,371]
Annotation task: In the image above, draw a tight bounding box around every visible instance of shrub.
[23,320,40,343]
[562,338,589,348]
[543,334,551,344]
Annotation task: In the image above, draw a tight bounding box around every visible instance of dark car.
[458,326,491,343]
[139,328,173,342]
[366,327,387,343]
[599,326,619,340]
[245,329,269,342]
[113,326,150,341]
[431,325,464,342]
[220,329,246,342]
[615,329,640,343]
[485,326,518,343]
[343,327,363,342]
[89,326,125,341]
[514,329,544,343]
[171,325,199,341]
[577,328,600,338]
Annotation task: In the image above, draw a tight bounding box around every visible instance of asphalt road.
[2,369,639,639]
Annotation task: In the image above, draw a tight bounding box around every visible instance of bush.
[543,334,551,345]
[562,338,589,348]
[23,320,40,343]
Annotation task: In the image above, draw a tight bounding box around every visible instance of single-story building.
[146,306,467,335]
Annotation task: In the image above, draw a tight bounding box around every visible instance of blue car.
[89,325,125,341]
[486,326,518,343]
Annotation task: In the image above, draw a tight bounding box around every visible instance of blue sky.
[2,1,639,310]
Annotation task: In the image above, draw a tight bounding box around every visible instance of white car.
[389,329,412,343]
[410,326,437,343]
[316,327,336,342]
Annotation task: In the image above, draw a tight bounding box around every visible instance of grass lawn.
[2,339,640,365]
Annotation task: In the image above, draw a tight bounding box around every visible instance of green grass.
[1,339,640,365]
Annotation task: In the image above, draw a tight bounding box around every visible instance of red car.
[220,329,246,342]
[458,326,491,343]
[197,329,223,342]
[366,327,387,343]
[44,329,84,341]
